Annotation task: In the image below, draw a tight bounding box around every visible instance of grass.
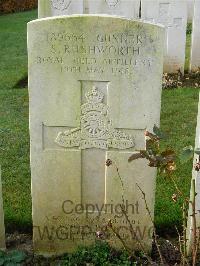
[0,10,199,235]
[0,10,37,91]
[185,23,192,72]
[0,10,37,232]
[0,89,31,232]
[156,88,199,233]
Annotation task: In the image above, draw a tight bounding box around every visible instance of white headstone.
[190,0,200,72]
[87,0,140,19]
[187,93,200,254]
[141,0,187,73]
[0,168,5,250]
[28,15,164,256]
[38,0,84,18]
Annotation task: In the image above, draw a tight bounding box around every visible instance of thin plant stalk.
[191,179,197,266]
[109,161,154,264]
[136,183,164,265]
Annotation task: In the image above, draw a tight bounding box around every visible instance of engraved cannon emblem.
[55,86,135,150]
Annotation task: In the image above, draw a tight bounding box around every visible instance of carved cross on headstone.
[145,2,183,29]
[43,82,144,206]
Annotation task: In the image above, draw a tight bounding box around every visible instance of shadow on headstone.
[13,75,28,89]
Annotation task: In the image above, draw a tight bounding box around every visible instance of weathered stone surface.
[38,0,140,18]
[87,0,140,19]
[187,93,200,254]
[141,0,187,73]
[187,0,194,22]
[28,15,164,256]
[190,0,200,72]
[0,168,5,250]
[38,0,83,18]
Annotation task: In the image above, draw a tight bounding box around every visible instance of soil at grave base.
[163,71,200,89]
[5,233,184,265]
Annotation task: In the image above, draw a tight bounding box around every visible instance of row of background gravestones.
[38,0,200,74]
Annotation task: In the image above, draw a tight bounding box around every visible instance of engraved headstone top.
[28,15,164,256]
[38,0,83,18]
[141,0,187,73]
[51,0,72,11]
[38,0,140,19]
[87,0,140,18]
